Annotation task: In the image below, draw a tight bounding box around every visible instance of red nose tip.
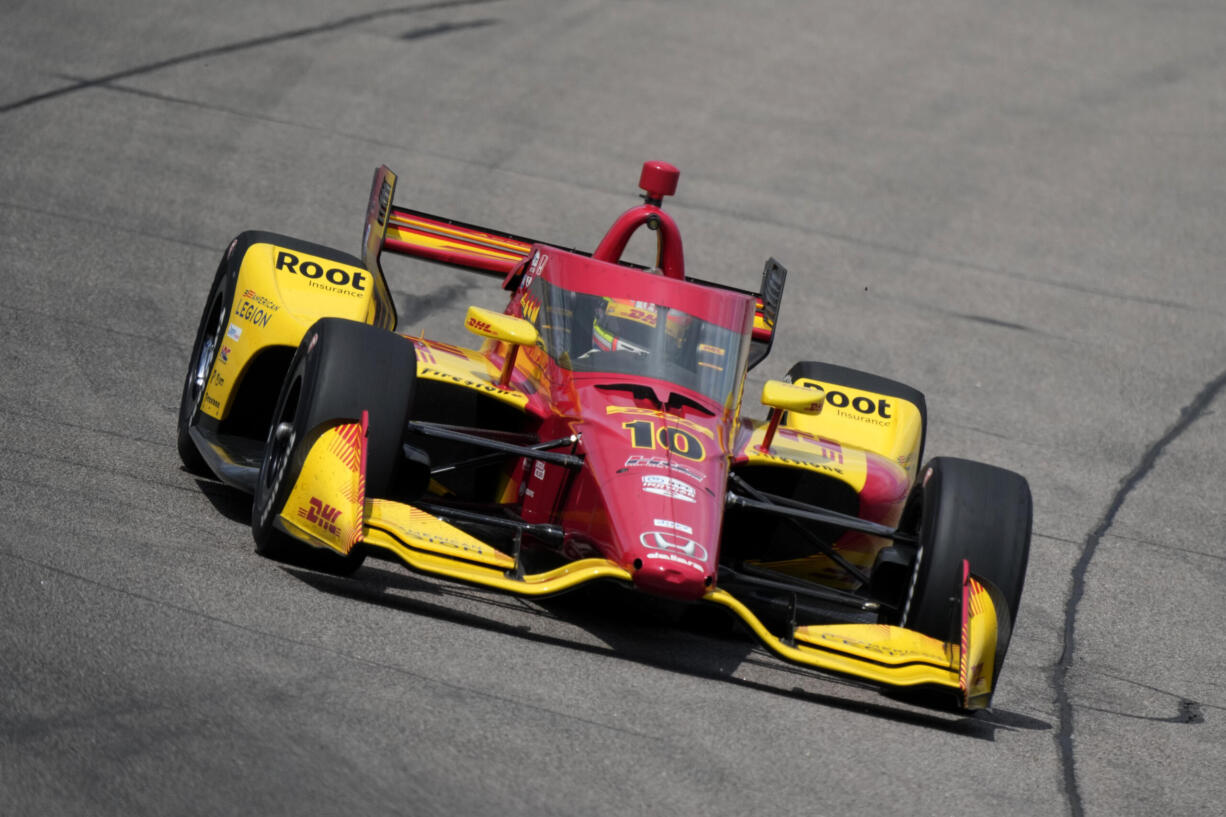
[632,558,708,601]
[639,161,679,201]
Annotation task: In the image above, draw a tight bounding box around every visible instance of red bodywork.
[503,246,755,601]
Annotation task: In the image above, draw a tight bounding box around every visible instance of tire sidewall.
[902,457,1032,642]
[251,317,417,560]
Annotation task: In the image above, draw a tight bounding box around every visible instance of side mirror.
[758,380,824,453]
[465,306,539,386]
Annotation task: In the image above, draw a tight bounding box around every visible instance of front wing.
[276,421,1003,710]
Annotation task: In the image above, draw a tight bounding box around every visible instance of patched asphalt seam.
[400,18,498,40]
[0,0,502,114]
[395,283,471,327]
[1054,366,1226,817]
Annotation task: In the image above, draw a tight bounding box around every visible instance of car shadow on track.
[281,560,1052,742]
[192,476,254,526]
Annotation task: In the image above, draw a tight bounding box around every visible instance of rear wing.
[360,165,785,368]
[362,165,536,281]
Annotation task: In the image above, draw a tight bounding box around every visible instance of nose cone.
[630,529,712,601]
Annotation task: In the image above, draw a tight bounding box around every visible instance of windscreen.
[525,275,749,406]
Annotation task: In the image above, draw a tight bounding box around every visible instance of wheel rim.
[190,294,226,408]
[258,419,295,526]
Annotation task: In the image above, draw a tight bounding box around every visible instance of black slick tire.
[251,317,417,575]
[899,457,1032,678]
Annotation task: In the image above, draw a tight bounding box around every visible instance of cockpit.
[517,251,754,407]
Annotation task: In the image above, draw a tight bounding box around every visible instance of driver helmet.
[592,299,660,354]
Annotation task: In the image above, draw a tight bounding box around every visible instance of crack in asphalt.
[1054,366,1226,817]
[0,0,503,114]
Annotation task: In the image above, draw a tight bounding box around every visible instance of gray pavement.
[2,2,1224,815]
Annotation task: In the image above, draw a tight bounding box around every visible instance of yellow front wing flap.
[361,499,632,595]
[705,567,999,709]
[358,498,1000,707]
[277,423,998,707]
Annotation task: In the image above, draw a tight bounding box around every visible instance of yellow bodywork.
[277,419,367,555]
[202,240,397,422]
[709,571,998,708]
[408,335,530,411]
[784,376,925,481]
[740,422,870,492]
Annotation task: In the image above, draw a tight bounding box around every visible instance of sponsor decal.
[419,366,511,396]
[241,289,280,311]
[622,455,705,482]
[401,507,494,556]
[533,460,547,480]
[466,316,494,334]
[645,550,704,572]
[298,497,342,536]
[801,382,893,425]
[756,448,846,477]
[226,323,242,341]
[210,370,225,387]
[413,339,473,363]
[641,474,695,503]
[219,345,231,364]
[521,251,547,287]
[816,631,920,659]
[652,518,693,535]
[275,251,367,296]
[203,394,221,409]
[776,428,845,464]
[235,299,274,328]
[639,530,709,562]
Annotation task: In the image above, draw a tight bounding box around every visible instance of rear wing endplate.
[749,258,786,370]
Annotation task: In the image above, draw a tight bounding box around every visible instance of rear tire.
[252,318,417,575]
[898,457,1032,675]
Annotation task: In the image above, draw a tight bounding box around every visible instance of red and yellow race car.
[178,161,1031,711]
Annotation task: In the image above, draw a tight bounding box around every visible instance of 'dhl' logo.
[299,497,342,536]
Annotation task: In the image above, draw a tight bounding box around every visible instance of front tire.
[176,255,235,476]
[252,318,418,575]
[898,457,1032,677]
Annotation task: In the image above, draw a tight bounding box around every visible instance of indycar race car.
[178,161,1031,711]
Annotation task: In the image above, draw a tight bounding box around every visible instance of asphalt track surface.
[2,2,1224,815]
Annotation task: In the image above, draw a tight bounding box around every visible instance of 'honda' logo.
[639,531,709,562]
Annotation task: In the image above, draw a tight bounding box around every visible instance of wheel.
[897,457,1032,670]
[176,254,236,476]
[252,317,418,575]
